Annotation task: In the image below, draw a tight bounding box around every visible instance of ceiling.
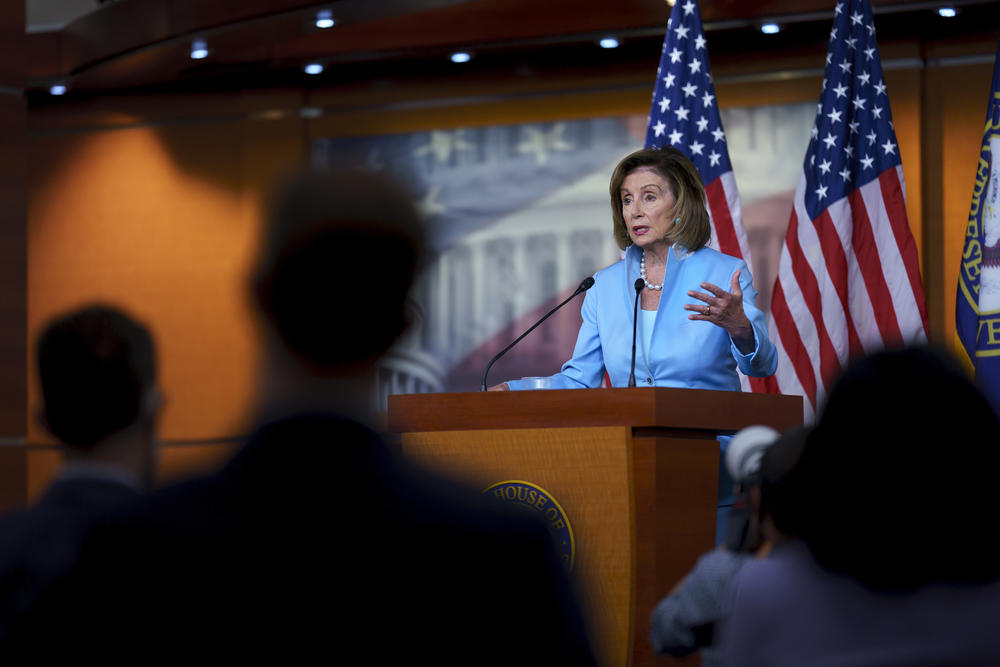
[22,0,1000,98]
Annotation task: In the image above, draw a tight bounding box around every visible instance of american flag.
[645,0,753,273]
[757,0,929,417]
[956,38,1000,416]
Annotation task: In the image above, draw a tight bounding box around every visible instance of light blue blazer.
[507,243,777,391]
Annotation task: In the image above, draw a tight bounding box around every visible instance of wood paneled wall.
[921,39,998,342]
[16,101,305,505]
[0,0,27,509]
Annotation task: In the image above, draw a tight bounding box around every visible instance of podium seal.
[483,480,575,572]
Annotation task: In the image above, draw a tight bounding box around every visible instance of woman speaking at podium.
[490,146,776,392]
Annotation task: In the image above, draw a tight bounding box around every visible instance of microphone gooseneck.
[480,276,595,391]
[628,278,643,388]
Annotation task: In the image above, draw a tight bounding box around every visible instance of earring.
[674,216,680,224]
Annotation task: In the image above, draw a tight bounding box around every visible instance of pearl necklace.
[640,251,662,291]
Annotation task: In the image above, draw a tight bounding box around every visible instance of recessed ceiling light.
[190,39,208,60]
[49,84,67,95]
[761,23,781,34]
[450,52,471,63]
[937,7,957,17]
[315,9,335,28]
[599,37,620,49]
[304,63,324,75]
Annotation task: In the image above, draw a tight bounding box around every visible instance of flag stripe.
[841,217,884,354]
[769,280,818,407]
[785,212,844,388]
[879,167,929,335]
[859,173,921,340]
[790,189,854,363]
[818,197,876,354]
[705,178,741,258]
[848,186,903,343]
[748,373,779,393]
[813,207,866,358]
[720,173,755,276]
[776,238,826,406]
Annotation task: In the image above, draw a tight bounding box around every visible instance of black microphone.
[481,276,596,391]
[628,278,643,388]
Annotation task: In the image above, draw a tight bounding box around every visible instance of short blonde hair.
[609,146,711,251]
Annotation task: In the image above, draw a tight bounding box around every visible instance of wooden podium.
[387,387,802,667]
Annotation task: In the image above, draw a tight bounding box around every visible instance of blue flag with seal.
[956,38,1000,416]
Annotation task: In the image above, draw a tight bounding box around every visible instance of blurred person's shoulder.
[123,410,561,555]
[727,540,818,617]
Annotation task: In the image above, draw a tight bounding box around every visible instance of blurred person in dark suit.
[7,167,596,664]
[0,305,160,636]
[721,346,1000,666]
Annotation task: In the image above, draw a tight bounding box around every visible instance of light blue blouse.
[507,243,777,391]
[640,308,657,373]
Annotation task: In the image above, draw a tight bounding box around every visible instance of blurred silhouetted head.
[798,346,1000,589]
[757,426,809,540]
[724,425,807,553]
[37,305,157,450]
[252,167,425,373]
